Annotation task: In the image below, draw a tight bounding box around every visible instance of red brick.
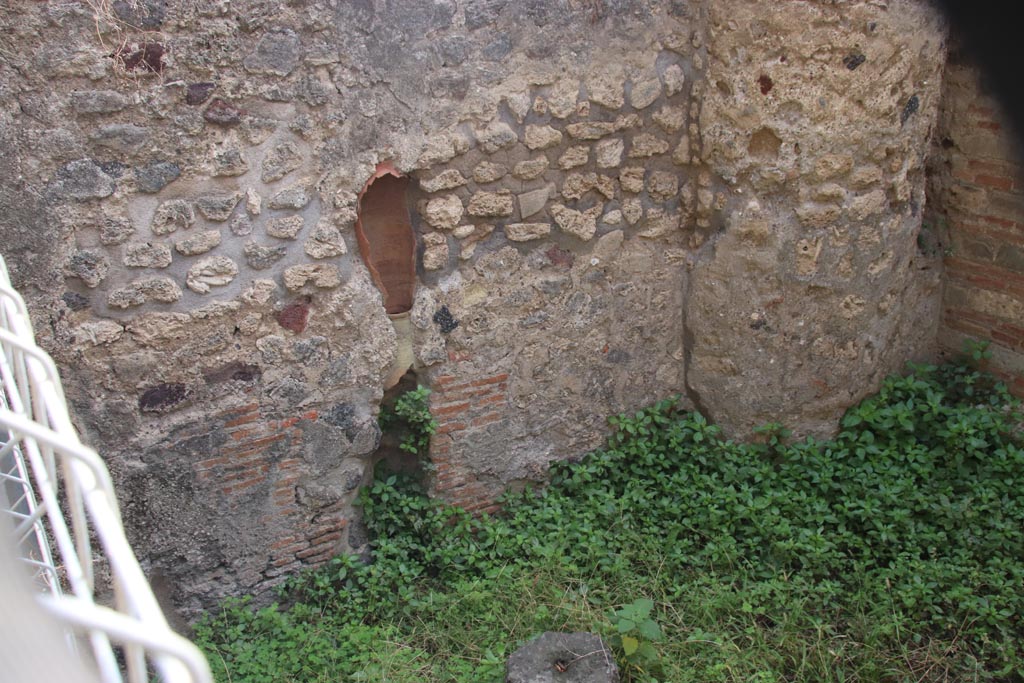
[222,433,286,454]
[223,411,262,429]
[270,536,301,550]
[437,422,467,434]
[307,531,344,547]
[471,373,510,387]
[216,402,260,420]
[471,412,503,427]
[222,477,264,494]
[977,121,1002,131]
[296,544,337,560]
[975,174,1014,191]
[434,401,471,416]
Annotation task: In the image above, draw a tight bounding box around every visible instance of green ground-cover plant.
[378,385,437,457]
[195,353,1023,682]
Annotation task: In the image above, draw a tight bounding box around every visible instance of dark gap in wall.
[354,164,416,315]
[368,370,429,482]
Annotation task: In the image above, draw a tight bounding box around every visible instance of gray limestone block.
[506,632,618,683]
[66,249,109,287]
[268,183,313,210]
[69,89,129,114]
[244,241,288,269]
[124,241,173,268]
[151,200,195,235]
[52,159,115,201]
[90,124,149,152]
[262,141,303,183]
[243,29,302,77]
[134,161,181,193]
[195,193,242,221]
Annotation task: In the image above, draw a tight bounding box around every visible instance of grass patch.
[195,353,1023,682]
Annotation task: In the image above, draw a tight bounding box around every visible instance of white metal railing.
[0,253,212,683]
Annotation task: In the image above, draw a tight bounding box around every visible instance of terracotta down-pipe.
[354,162,417,388]
[354,161,416,315]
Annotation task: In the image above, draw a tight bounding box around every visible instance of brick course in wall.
[932,49,1024,396]
[429,370,510,515]
[183,401,349,588]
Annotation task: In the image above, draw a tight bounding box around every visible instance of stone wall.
[928,43,1024,395]
[0,0,948,618]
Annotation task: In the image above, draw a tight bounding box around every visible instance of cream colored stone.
[595,138,623,168]
[602,209,623,226]
[473,161,508,183]
[638,208,679,238]
[124,241,172,268]
[594,175,616,200]
[848,190,887,220]
[559,173,590,201]
[242,279,277,305]
[524,125,563,150]
[795,238,823,276]
[187,256,238,294]
[304,219,348,258]
[420,169,468,193]
[551,203,602,241]
[191,301,241,319]
[467,191,514,217]
[425,194,465,230]
[546,79,580,118]
[475,120,518,153]
[505,223,552,241]
[246,187,262,215]
[620,167,645,193]
[422,236,449,271]
[648,171,680,201]
[672,136,690,165]
[566,121,618,140]
[630,77,662,109]
[558,146,589,169]
[513,157,549,180]
[283,263,341,291]
[795,204,841,228]
[622,198,643,225]
[586,64,625,109]
[151,200,194,235]
[629,133,670,157]
[652,105,686,133]
[850,165,883,188]
[813,184,846,202]
[175,230,222,256]
[267,215,305,239]
[73,320,123,347]
[815,154,854,180]
[663,64,685,96]
[452,224,476,239]
[127,312,192,345]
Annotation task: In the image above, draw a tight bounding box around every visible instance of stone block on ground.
[506,632,618,683]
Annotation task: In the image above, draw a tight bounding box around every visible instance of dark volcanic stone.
[204,98,243,125]
[134,161,181,193]
[186,82,215,106]
[139,383,187,413]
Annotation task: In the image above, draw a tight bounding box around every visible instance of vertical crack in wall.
[679,236,717,421]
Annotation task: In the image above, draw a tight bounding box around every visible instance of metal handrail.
[0,253,212,683]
